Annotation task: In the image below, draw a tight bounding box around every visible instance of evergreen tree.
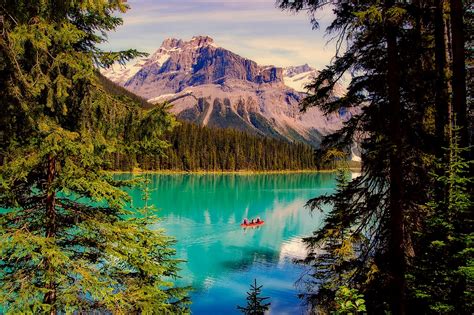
[0,1,188,313]
[408,127,473,313]
[237,279,271,315]
[278,0,471,313]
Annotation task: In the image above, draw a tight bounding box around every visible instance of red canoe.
[240,220,265,228]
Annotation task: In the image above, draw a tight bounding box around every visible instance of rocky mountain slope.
[102,36,349,146]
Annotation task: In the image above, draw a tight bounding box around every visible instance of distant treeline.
[107,121,318,171]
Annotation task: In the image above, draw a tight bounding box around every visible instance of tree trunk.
[434,0,451,156]
[43,154,57,315]
[385,3,406,314]
[450,0,468,147]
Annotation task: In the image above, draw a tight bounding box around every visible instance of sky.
[101,0,337,69]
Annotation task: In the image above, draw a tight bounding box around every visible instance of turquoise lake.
[121,173,338,314]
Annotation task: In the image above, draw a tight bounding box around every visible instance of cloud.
[217,36,337,68]
[102,0,339,69]
[122,0,334,26]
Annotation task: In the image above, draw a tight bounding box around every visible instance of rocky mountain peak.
[161,37,184,50]
[283,64,314,77]
[101,35,351,148]
[190,35,215,47]
[160,36,216,51]
[120,36,285,97]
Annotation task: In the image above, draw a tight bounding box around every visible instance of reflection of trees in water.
[137,173,337,222]
[186,246,281,291]
[152,173,335,192]
[219,246,280,273]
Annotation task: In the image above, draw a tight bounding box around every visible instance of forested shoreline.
[98,72,333,172]
[107,121,320,172]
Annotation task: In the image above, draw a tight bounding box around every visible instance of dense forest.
[110,121,319,171]
[278,0,473,314]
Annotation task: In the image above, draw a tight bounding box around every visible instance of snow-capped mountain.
[283,64,347,98]
[283,64,319,93]
[102,58,148,85]
[102,36,350,146]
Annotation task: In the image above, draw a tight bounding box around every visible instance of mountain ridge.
[102,36,350,147]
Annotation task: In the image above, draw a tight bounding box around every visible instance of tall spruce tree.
[278,0,470,313]
[0,1,189,313]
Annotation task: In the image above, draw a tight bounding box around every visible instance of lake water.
[122,173,337,314]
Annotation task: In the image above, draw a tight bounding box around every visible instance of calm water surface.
[121,173,337,314]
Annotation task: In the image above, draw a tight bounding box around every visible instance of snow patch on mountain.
[283,70,317,92]
[283,64,347,97]
[101,58,148,85]
[148,93,177,103]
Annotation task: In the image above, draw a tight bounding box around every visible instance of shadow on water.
[219,246,280,273]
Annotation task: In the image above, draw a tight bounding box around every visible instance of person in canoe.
[241,217,264,227]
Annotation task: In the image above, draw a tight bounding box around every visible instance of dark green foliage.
[280,0,432,311]
[110,121,319,172]
[0,0,189,313]
[237,279,271,315]
[408,129,473,313]
[278,0,471,314]
[298,169,374,313]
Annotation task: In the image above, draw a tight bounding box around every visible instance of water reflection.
[119,173,337,314]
